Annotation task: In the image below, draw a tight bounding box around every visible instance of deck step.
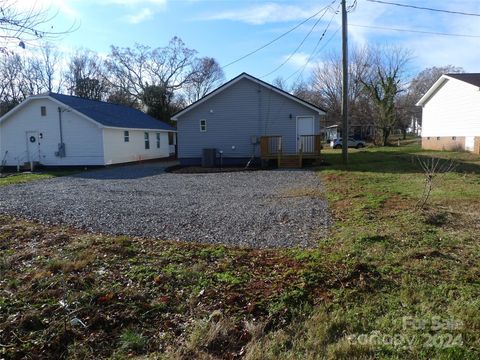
[278,157,302,168]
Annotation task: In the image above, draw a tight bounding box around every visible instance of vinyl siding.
[422,78,480,137]
[102,128,170,165]
[176,77,321,159]
[0,98,104,166]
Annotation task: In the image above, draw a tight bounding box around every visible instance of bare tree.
[272,76,289,91]
[310,46,374,130]
[25,42,62,93]
[184,57,224,104]
[0,53,25,104]
[0,0,77,50]
[107,37,197,119]
[65,49,110,100]
[416,156,457,209]
[107,37,197,99]
[360,45,412,146]
[409,65,464,102]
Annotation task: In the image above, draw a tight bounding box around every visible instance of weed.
[215,271,244,286]
[119,329,146,353]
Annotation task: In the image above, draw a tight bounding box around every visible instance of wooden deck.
[260,135,322,168]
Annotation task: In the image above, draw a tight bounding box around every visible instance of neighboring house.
[172,73,326,167]
[0,93,176,167]
[417,73,480,154]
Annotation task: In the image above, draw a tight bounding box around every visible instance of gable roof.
[0,93,176,131]
[171,72,326,120]
[416,73,480,106]
[445,73,480,87]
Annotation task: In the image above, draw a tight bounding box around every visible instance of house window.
[144,132,150,149]
[200,119,207,132]
[124,131,129,142]
[156,133,161,148]
[40,106,47,116]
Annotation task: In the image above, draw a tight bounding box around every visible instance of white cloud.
[105,0,166,5]
[201,3,326,25]
[126,7,154,24]
[102,0,166,23]
[12,0,80,18]
[284,52,315,70]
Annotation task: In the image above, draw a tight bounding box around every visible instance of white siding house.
[416,73,480,154]
[0,93,176,167]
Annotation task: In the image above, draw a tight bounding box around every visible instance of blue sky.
[16,0,480,84]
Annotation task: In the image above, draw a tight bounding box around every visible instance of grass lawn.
[0,170,77,187]
[0,144,479,359]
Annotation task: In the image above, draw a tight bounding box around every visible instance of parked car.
[331,137,366,149]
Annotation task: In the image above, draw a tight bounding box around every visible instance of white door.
[296,116,314,151]
[26,131,40,163]
[465,136,475,152]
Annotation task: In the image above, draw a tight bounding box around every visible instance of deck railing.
[260,135,321,167]
[299,135,322,154]
[260,135,282,157]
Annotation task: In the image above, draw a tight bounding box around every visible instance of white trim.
[199,119,207,132]
[296,115,315,151]
[0,95,105,128]
[172,73,326,120]
[416,76,449,107]
[416,74,480,107]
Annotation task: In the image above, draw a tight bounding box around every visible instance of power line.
[285,7,341,82]
[366,0,480,17]
[261,5,332,78]
[350,23,480,38]
[221,0,338,69]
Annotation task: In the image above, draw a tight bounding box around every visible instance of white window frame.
[144,132,150,149]
[156,132,161,148]
[40,106,47,116]
[200,119,207,132]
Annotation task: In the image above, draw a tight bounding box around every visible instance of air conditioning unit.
[202,148,216,167]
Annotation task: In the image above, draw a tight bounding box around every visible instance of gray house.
[172,73,326,167]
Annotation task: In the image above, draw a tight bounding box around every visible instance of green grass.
[251,144,480,359]
[0,144,479,359]
[0,170,77,186]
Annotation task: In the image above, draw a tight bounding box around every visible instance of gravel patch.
[0,162,331,248]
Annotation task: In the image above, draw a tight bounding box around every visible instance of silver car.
[331,137,366,149]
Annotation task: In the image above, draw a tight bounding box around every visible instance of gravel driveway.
[0,162,330,248]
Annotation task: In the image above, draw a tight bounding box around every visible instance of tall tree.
[65,49,110,100]
[107,37,197,119]
[360,45,411,145]
[185,57,225,103]
[310,46,374,130]
[24,43,62,93]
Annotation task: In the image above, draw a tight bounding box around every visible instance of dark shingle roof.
[49,93,175,131]
[446,73,480,87]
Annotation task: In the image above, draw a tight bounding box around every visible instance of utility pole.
[341,0,349,164]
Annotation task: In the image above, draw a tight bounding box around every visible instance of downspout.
[57,107,66,158]
[58,107,64,145]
